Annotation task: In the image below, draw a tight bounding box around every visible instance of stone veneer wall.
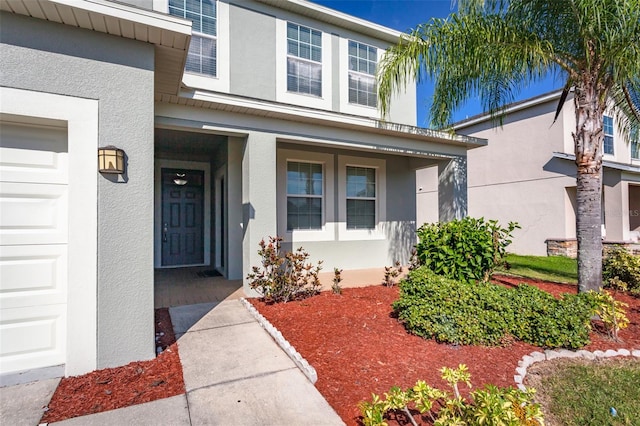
[546,238,640,258]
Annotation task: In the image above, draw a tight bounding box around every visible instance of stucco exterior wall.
[1,12,156,369]
[176,0,418,126]
[229,2,277,100]
[460,97,576,255]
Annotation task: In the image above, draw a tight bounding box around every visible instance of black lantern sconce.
[98,146,125,174]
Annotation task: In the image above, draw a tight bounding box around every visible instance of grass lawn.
[497,253,578,283]
[535,358,640,425]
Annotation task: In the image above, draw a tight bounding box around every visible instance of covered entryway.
[154,128,244,280]
[161,168,205,266]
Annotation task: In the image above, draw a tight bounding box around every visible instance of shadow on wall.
[543,157,578,177]
[383,220,416,265]
[438,157,468,221]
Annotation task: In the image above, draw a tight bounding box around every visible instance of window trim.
[286,21,323,97]
[603,115,614,156]
[339,38,383,116]
[276,19,332,110]
[286,160,324,231]
[168,0,230,93]
[277,149,335,242]
[347,40,378,108]
[338,155,386,240]
[169,0,218,78]
[631,128,640,161]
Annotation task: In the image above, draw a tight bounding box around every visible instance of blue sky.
[311,0,564,126]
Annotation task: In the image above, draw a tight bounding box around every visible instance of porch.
[154,266,407,308]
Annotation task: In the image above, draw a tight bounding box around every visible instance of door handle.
[163,222,168,242]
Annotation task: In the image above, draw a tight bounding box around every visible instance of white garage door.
[0,121,69,375]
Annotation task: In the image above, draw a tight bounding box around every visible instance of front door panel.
[161,169,204,266]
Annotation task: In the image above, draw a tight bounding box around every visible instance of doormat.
[196,270,222,278]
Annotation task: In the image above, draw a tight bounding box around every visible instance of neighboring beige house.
[0,0,484,382]
[452,90,640,256]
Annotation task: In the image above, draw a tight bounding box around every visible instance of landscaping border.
[514,348,640,391]
[240,298,318,384]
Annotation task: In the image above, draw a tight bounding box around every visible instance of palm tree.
[378,0,640,292]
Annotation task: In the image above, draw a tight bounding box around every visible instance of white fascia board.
[454,90,565,130]
[180,89,486,148]
[52,0,192,38]
[255,0,402,43]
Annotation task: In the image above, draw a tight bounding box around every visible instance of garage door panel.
[0,304,66,373]
[0,122,68,184]
[0,182,68,246]
[0,245,67,309]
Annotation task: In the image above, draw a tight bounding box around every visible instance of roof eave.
[254,0,403,44]
[0,0,192,95]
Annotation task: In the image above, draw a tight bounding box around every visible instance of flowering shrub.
[246,236,322,303]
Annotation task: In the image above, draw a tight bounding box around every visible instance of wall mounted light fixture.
[98,146,125,174]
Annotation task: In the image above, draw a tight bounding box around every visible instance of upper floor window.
[348,41,377,108]
[287,161,323,230]
[632,128,640,160]
[346,166,376,229]
[169,0,217,77]
[286,22,322,97]
[603,115,614,155]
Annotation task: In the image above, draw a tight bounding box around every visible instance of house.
[0,0,484,381]
[453,90,640,257]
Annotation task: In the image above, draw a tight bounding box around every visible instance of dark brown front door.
[161,168,204,266]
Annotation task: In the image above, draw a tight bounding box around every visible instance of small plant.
[383,261,403,287]
[415,217,520,283]
[332,268,343,295]
[246,236,322,303]
[359,364,544,426]
[589,290,630,341]
[603,246,640,296]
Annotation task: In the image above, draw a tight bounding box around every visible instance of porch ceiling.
[1,0,191,95]
[155,128,227,159]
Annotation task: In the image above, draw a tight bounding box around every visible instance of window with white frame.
[286,22,322,97]
[169,0,217,77]
[632,128,639,160]
[346,166,376,229]
[286,161,323,230]
[348,41,377,108]
[603,115,614,155]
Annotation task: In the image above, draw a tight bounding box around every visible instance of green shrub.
[603,247,640,296]
[394,267,595,348]
[415,217,519,282]
[246,236,322,303]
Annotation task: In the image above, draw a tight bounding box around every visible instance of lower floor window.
[287,161,323,230]
[346,166,376,229]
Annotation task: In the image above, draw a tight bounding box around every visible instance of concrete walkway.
[1,299,343,425]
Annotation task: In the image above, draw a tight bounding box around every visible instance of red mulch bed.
[40,308,185,423]
[250,276,640,426]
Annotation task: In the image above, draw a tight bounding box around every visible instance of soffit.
[0,0,191,95]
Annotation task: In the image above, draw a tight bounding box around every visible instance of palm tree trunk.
[573,83,604,293]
